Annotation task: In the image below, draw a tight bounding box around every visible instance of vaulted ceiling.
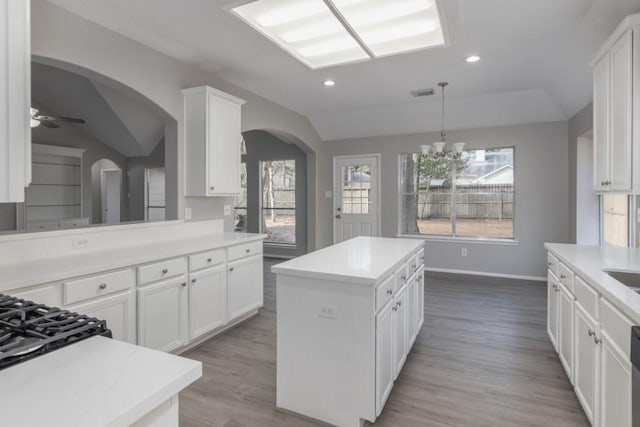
[32,62,165,157]
[46,0,640,141]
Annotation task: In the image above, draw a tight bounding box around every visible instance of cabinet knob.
[246,248,250,253]
[162,268,168,274]
[594,336,602,345]
[191,278,197,284]
[401,275,406,281]
[207,258,212,263]
[99,283,107,290]
[397,301,402,307]
[386,289,393,296]
[229,267,234,272]
[181,282,187,287]
[588,329,595,337]
[560,274,565,279]
[392,306,397,312]
[210,186,215,191]
[547,262,552,267]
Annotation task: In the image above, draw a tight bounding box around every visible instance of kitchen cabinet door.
[599,331,632,427]
[547,271,560,351]
[67,290,136,344]
[416,270,424,332]
[574,303,600,425]
[407,276,417,349]
[593,52,611,192]
[138,277,188,352]
[0,0,31,202]
[227,254,263,321]
[393,284,408,379]
[558,283,575,383]
[609,30,633,192]
[375,300,394,416]
[189,264,227,341]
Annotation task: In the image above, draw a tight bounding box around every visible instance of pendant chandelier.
[420,82,465,159]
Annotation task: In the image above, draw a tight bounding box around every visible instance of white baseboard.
[424,267,546,282]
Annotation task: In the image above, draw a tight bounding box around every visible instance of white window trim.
[396,233,518,246]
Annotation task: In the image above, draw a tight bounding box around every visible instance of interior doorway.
[100,169,122,224]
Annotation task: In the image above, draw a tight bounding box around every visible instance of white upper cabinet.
[592,15,639,193]
[0,0,31,202]
[183,86,246,197]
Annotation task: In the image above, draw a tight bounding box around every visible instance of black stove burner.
[0,294,112,370]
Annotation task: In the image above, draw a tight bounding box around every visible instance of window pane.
[342,164,370,214]
[234,162,248,232]
[261,160,296,245]
[454,148,514,238]
[602,193,628,247]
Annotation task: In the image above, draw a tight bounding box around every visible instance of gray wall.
[318,121,570,279]
[128,140,165,222]
[242,130,308,257]
[568,103,594,244]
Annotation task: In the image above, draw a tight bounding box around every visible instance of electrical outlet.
[461,248,468,257]
[73,238,89,249]
[319,305,337,320]
[224,205,232,216]
[185,208,192,220]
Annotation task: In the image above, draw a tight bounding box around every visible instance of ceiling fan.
[30,108,86,129]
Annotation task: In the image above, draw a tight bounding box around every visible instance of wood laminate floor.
[179,258,589,427]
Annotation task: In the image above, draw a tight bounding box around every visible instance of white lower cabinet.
[574,302,600,425]
[188,264,227,340]
[67,290,136,344]
[393,284,408,379]
[227,254,263,321]
[138,277,188,352]
[407,276,418,348]
[599,331,632,427]
[375,299,394,416]
[547,271,560,351]
[558,283,575,383]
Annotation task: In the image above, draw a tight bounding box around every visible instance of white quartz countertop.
[0,336,202,427]
[545,243,640,324]
[272,236,424,285]
[0,231,265,293]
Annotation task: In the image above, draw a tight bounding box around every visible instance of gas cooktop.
[0,294,112,370]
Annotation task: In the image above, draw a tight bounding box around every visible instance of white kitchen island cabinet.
[272,236,425,427]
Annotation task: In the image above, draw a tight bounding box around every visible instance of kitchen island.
[0,336,201,427]
[272,236,425,427]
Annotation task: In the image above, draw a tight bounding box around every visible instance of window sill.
[396,234,518,246]
[264,242,296,248]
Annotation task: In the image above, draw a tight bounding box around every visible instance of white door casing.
[333,154,380,244]
[101,169,121,224]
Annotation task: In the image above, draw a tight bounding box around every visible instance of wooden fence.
[416,184,513,219]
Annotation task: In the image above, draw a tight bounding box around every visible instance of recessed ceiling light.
[230,0,447,69]
[323,79,336,87]
[466,55,481,63]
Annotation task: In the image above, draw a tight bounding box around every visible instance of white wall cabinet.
[227,254,263,321]
[137,277,189,353]
[592,16,639,192]
[67,290,136,344]
[188,264,227,340]
[0,0,31,202]
[183,86,246,197]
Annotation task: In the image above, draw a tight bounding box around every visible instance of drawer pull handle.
[191,278,197,284]
[594,336,602,344]
[397,301,402,307]
[99,283,107,290]
[162,268,168,274]
[588,329,595,337]
[392,306,397,312]
[386,289,393,296]
[207,258,212,263]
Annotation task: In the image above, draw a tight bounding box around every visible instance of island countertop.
[272,236,424,285]
[545,243,640,324]
[0,336,202,427]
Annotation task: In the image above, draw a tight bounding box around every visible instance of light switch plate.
[224,205,232,216]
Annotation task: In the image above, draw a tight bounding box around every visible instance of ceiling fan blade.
[40,121,60,129]
[37,114,86,124]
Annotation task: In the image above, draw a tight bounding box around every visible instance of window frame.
[397,146,517,243]
[259,159,297,246]
[233,161,248,233]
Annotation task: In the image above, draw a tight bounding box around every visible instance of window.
[601,193,629,247]
[234,162,248,232]
[341,164,371,214]
[400,147,514,239]
[260,160,295,245]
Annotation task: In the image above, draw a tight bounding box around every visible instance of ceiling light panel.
[331,0,445,57]
[231,0,369,69]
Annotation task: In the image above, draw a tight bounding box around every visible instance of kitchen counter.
[0,219,265,292]
[0,336,202,427]
[545,243,640,324]
[272,236,425,285]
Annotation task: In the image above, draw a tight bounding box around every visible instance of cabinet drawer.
[64,269,133,305]
[137,258,186,285]
[547,253,559,275]
[558,262,575,293]
[416,248,425,267]
[189,249,226,271]
[600,297,634,357]
[376,275,394,312]
[395,263,410,291]
[574,275,599,320]
[227,240,263,261]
